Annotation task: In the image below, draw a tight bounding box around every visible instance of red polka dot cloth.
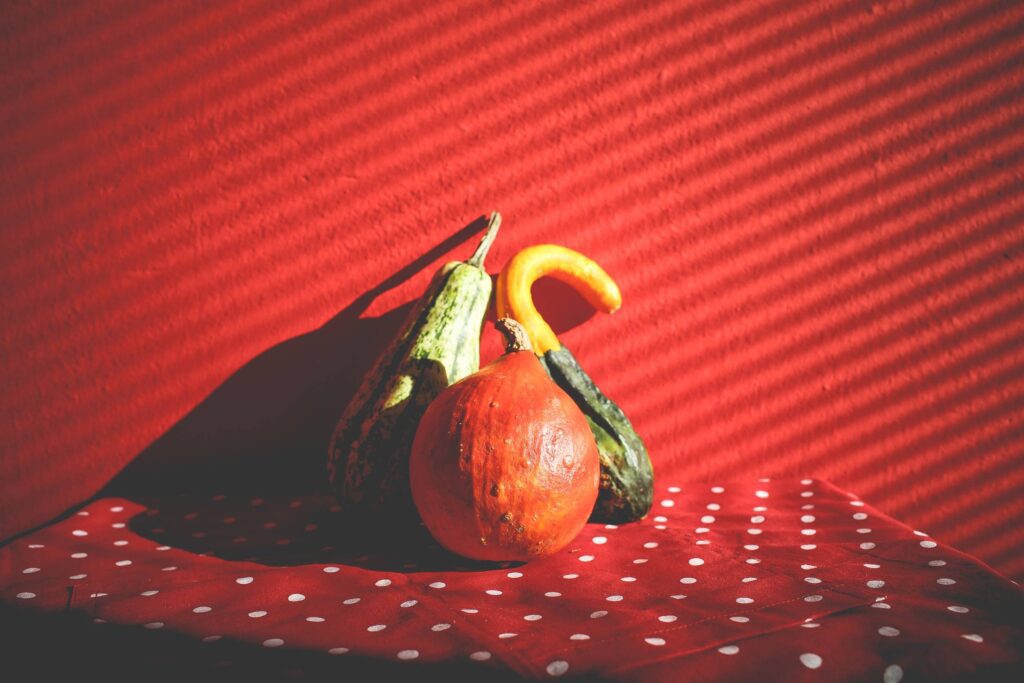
[2,479,1022,681]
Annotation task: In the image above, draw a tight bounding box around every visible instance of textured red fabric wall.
[1,0,1022,578]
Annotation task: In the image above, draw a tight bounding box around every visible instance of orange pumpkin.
[409,318,600,562]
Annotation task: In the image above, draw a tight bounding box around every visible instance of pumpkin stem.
[496,317,533,353]
[466,212,502,268]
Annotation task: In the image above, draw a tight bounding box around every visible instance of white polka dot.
[801,478,813,485]
[878,626,900,637]
[718,645,739,655]
[671,594,687,599]
[804,595,823,602]
[744,544,759,551]
[201,635,222,643]
[746,528,762,535]
[644,542,658,549]
[507,571,523,578]
[69,574,87,580]
[928,559,947,567]
[873,602,891,609]
[579,555,595,562]
[711,486,725,493]
[654,516,668,522]
[801,564,817,570]
[606,595,623,602]
[470,651,491,661]
[367,624,387,632]
[248,611,267,618]
[913,530,928,536]
[193,606,212,613]
[695,527,710,533]
[800,653,823,669]
[115,560,132,567]
[947,605,969,613]
[397,649,419,660]
[563,573,579,579]
[236,577,253,585]
[570,633,590,640]
[605,524,618,529]
[801,544,817,550]
[857,528,872,534]
[937,578,956,585]
[161,566,177,572]
[920,540,937,549]
[746,558,761,564]
[660,500,675,508]
[701,515,716,524]
[755,490,769,499]
[400,600,417,607]
[154,545,169,550]
[343,598,360,605]
[16,592,35,599]
[72,530,88,537]
[864,563,880,569]
[429,582,446,588]
[633,559,648,564]
[28,544,45,549]
[961,633,983,643]
[753,505,768,512]
[141,590,159,596]
[143,622,164,630]
[461,608,478,613]
[22,567,40,574]
[113,540,128,546]
[804,577,822,584]
[801,515,816,523]
[742,577,758,583]
[323,566,340,573]
[801,491,814,498]
[801,529,816,536]
[592,536,607,545]
[328,647,349,655]
[668,486,682,493]
[696,539,711,545]
[431,623,451,632]
[288,593,305,602]
[853,512,868,520]
[688,558,704,566]
[375,579,392,587]
[802,622,821,628]
[730,615,750,623]
[658,615,678,623]
[486,589,503,596]
[707,503,721,511]
[883,664,904,683]
[867,580,885,588]
[590,610,608,618]
[860,542,876,550]
[546,660,569,676]
[498,632,518,639]
[680,577,697,584]
[306,616,325,622]
[524,614,543,621]
[263,638,284,648]
[645,637,666,646]
[736,597,754,604]
[620,576,636,582]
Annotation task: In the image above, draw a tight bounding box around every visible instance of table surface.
[2,478,1022,681]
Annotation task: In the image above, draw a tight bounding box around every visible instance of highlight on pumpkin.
[496,244,622,355]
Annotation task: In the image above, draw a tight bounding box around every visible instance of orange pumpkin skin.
[409,348,600,562]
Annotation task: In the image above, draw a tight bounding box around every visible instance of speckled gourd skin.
[409,346,600,562]
[326,261,492,524]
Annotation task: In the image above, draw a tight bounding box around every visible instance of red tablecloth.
[2,478,1021,681]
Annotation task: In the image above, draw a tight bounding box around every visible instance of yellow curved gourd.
[495,244,622,355]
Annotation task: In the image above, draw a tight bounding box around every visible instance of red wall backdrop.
[1,0,1022,578]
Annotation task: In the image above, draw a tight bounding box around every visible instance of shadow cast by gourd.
[101,214,600,573]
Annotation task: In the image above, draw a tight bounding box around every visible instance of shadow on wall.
[104,216,493,498]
